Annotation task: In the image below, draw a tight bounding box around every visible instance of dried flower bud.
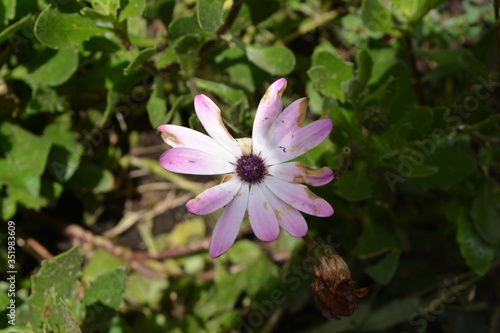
[304,235,368,321]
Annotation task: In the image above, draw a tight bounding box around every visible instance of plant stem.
[403,34,425,105]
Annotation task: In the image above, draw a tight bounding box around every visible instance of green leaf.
[89,0,120,16]
[0,123,52,208]
[168,15,207,37]
[48,298,82,333]
[124,47,156,75]
[335,161,373,201]
[393,0,445,23]
[362,0,394,34]
[308,51,353,102]
[197,0,224,33]
[67,163,115,194]
[471,184,500,246]
[174,35,204,77]
[125,272,168,307]
[365,249,402,285]
[193,78,248,108]
[43,113,83,182]
[28,48,79,87]
[120,0,146,21]
[360,297,421,331]
[456,208,494,276]
[34,6,108,49]
[354,217,402,285]
[0,14,31,44]
[28,247,83,324]
[245,45,296,76]
[0,0,16,25]
[356,49,373,84]
[146,77,168,128]
[82,267,126,332]
[0,196,16,220]
[415,146,476,190]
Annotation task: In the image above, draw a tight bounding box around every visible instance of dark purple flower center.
[236,154,267,183]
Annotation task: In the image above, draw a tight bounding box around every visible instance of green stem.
[332,147,351,183]
[280,10,339,45]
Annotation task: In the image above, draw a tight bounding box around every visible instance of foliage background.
[0,0,499,332]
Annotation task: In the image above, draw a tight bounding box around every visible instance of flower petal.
[157,124,236,163]
[209,183,250,258]
[252,78,287,156]
[186,175,242,215]
[259,184,308,237]
[266,97,308,150]
[264,119,333,165]
[264,176,334,217]
[247,184,280,242]
[267,162,334,186]
[194,94,241,157]
[160,147,234,175]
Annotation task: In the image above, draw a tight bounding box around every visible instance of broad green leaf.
[0,14,31,44]
[28,48,79,87]
[83,249,125,281]
[146,77,168,128]
[393,0,445,23]
[174,35,204,77]
[308,51,353,102]
[83,267,126,309]
[193,78,248,108]
[82,268,126,332]
[335,161,373,201]
[48,298,82,333]
[359,297,420,331]
[415,146,476,190]
[28,247,82,324]
[166,218,206,248]
[43,113,83,182]
[119,0,146,21]
[365,249,402,284]
[356,49,373,84]
[0,196,16,220]
[362,0,394,34]
[89,0,120,16]
[0,123,51,208]
[125,272,168,307]
[67,163,115,193]
[34,6,108,49]
[0,0,15,25]
[25,87,66,114]
[124,47,156,75]
[0,123,51,176]
[197,0,224,33]
[245,45,296,76]
[405,164,439,178]
[354,217,402,284]
[471,184,500,245]
[456,208,494,276]
[168,15,206,37]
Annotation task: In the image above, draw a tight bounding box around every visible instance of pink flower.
[158,78,334,258]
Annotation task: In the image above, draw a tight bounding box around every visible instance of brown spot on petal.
[161,131,182,146]
[263,201,268,209]
[293,163,328,184]
[296,98,309,127]
[221,174,235,184]
[303,187,321,200]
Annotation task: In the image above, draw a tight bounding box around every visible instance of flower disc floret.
[236,155,266,184]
